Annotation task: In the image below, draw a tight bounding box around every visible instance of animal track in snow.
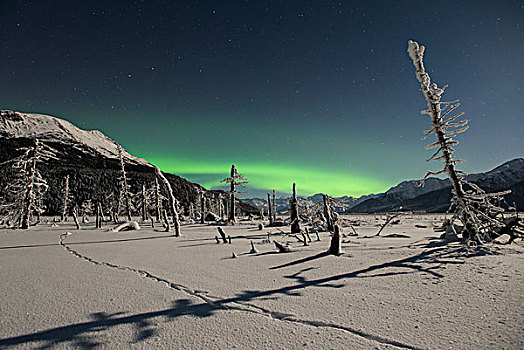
[59,232,420,350]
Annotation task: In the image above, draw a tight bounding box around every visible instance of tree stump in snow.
[249,241,259,253]
[217,227,228,243]
[328,224,343,256]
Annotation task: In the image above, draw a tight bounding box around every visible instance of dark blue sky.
[1,1,522,197]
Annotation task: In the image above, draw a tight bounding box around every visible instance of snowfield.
[1,215,522,349]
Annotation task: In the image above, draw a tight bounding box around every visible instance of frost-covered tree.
[267,192,274,226]
[0,139,54,229]
[154,166,181,236]
[407,40,516,244]
[221,164,248,223]
[154,177,162,222]
[60,175,73,222]
[322,194,334,232]
[117,144,133,221]
[272,189,277,222]
[290,183,301,233]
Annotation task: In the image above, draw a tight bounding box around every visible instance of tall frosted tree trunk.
[61,175,69,222]
[267,193,273,226]
[155,177,161,222]
[323,194,334,232]
[228,165,236,223]
[154,166,180,237]
[20,150,37,230]
[407,41,467,202]
[117,145,132,222]
[98,202,104,227]
[141,184,148,221]
[272,190,277,222]
[290,183,300,233]
[95,202,100,229]
[200,192,205,224]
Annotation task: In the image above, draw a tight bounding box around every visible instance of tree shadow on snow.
[0,245,483,349]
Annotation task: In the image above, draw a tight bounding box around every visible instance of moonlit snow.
[1,216,522,349]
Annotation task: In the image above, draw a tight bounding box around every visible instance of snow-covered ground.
[1,215,522,349]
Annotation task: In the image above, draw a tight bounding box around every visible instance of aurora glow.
[1,1,522,197]
[147,157,387,197]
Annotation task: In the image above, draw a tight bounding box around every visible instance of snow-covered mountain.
[350,158,524,213]
[0,110,149,166]
[384,177,449,200]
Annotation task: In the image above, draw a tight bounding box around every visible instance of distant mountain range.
[0,110,258,216]
[244,158,524,214]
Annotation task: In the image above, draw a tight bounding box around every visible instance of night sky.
[1,1,522,198]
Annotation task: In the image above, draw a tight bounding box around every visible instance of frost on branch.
[407,40,522,244]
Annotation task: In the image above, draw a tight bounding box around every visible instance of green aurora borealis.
[147,157,387,197]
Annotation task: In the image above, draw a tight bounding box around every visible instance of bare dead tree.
[154,178,161,222]
[140,184,148,221]
[95,202,101,229]
[72,207,81,230]
[154,166,180,236]
[200,191,205,224]
[375,213,401,236]
[117,144,132,221]
[272,189,277,222]
[408,40,515,244]
[162,209,171,232]
[61,175,70,222]
[322,194,334,232]
[290,183,301,233]
[221,164,248,224]
[267,192,274,226]
[218,195,224,219]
